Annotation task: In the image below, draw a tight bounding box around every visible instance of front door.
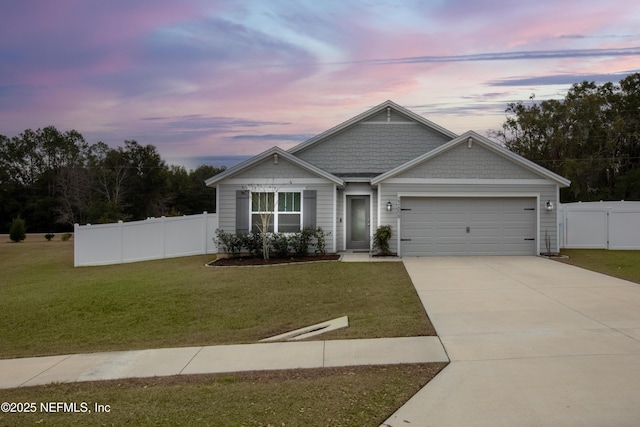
[346,195,370,250]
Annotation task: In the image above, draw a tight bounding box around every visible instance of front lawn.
[0,364,447,426]
[559,249,640,284]
[0,238,433,359]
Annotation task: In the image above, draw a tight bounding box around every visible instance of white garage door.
[400,197,536,256]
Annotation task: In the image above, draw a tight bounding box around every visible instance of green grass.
[0,237,445,426]
[0,364,447,426]
[559,249,640,284]
[0,238,433,358]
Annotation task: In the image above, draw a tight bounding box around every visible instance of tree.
[121,140,169,219]
[87,142,130,223]
[493,74,640,201]
[9,217,26,242]
[0,126,230,231]
[0,127,91,231]
[251,188,275,260]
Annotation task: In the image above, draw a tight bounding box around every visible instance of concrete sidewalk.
[340,252,402,262]
[383,256,640,427]
[0,337,448,389]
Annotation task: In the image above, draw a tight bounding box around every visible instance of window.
[277,192,301,232]
[251,191,301,233]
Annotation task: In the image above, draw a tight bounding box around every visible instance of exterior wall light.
[546,200,554,211]
[386,200,393,212]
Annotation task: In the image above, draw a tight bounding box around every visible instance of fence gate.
[559,202,640,250]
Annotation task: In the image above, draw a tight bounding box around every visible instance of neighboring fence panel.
[609,211,640,249]
[559,202,640,249]
[74,212,218,267]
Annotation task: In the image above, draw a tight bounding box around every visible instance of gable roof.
[288,100,458,155]
[371,130,572,187]
[204,146,344,187]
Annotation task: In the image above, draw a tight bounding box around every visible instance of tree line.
[492,73,640,202]
[0,127,224,233]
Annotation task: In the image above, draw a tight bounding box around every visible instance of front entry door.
[346,195,370,250]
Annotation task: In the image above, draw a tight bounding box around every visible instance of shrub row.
[215,227,330,258]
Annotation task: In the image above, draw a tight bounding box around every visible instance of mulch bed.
[208,254,341,267]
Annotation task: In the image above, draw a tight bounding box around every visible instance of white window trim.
[249,189,304,233]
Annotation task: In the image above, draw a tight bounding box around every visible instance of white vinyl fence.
[559,201,640,249]
[74,212,218,267]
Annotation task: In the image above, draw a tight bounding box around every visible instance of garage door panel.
[469,211,501,221]
[403,224,435,238]
[436,213,466,222]
[435,226,466,237]
[470,227,501,237]
[434,243,467,255]
[401,197,536,256]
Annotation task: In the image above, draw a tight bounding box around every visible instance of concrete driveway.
[383,256,640,427]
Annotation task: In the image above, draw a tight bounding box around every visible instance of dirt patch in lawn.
[208,254,341,267]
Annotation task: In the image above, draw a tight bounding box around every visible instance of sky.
[2,0,640,170]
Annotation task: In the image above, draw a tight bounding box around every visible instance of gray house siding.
[378,183,560,254]
[336,189,344,251]
[396,142,542,180]
[304,183,335,253]
[217,184,245,233]
[230,156,319,180]
[295,123,451,175]
[365,108,413,122]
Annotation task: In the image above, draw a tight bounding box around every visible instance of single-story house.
[205,100,570,256]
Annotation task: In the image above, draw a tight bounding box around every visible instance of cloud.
[329,46,640,66]
[407,102,510,117]
[229,133,315,142]
[143,115,291,131]
[488,71,640,86]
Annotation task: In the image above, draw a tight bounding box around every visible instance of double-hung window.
[251,191,301,233]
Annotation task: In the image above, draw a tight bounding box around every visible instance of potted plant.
[373,225,393,256]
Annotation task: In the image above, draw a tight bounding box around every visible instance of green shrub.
[61,233,72,241]
[241,232,264,258]
[289,227,314,257]
[373,225,392,255]
[45,233,55,241]
[314,227,330,255]
[214,229,243,257]
[9,217,26,242]
[271,233,290,258]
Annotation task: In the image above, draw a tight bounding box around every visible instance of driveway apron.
[384,256,640,427]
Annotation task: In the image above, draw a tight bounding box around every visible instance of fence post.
[118,220,123,263]
[606,210,610,249]
[161,216,166,259]
[203,211,208,254]
[74,223,79,267]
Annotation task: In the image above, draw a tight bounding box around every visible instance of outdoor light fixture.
[546,200,554,211]
[386,200,393,212]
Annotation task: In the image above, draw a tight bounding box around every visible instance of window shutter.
[236,190,250,234]
[303,190,316,229]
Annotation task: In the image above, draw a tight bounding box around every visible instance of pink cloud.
[2,0,640,163]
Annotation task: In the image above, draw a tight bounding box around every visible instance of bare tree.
[247,180,291,260]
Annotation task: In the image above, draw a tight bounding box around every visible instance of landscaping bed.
[208,254,340,267]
